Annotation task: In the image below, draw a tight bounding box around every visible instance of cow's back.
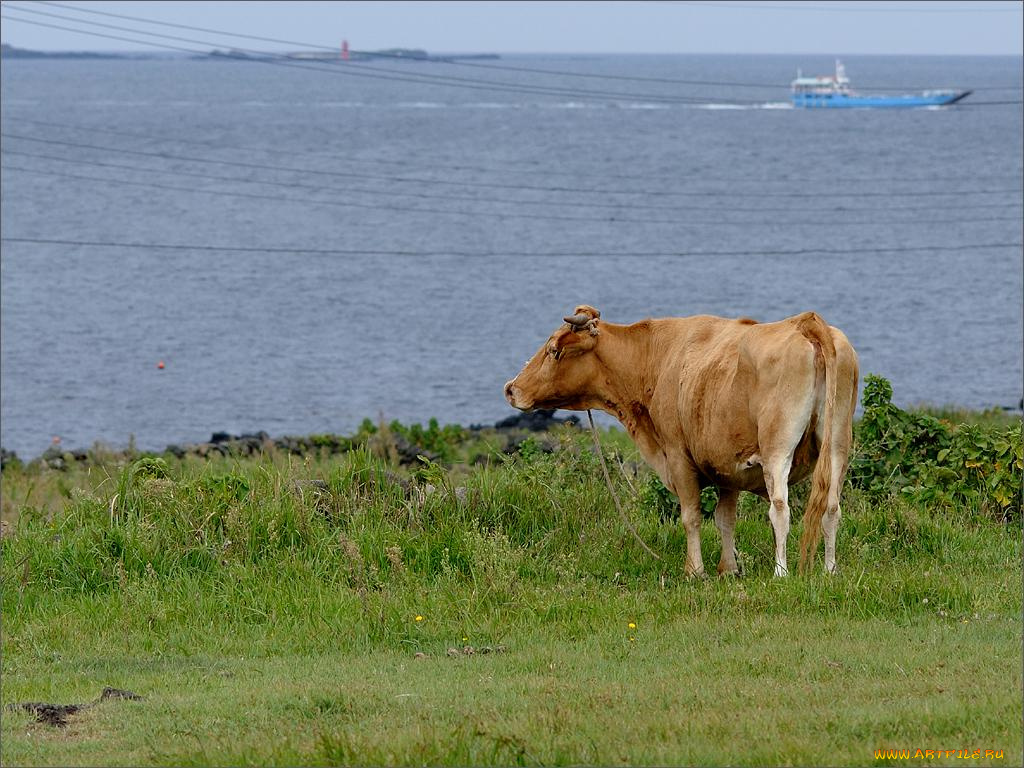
[650,314,831,491]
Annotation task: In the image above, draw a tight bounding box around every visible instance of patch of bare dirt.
[7,687,142,728]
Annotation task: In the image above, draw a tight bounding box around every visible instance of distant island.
[0,43,157,60]
[1,43,498,62]
[200,47,500,62]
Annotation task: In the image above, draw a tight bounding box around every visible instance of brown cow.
[504,305,859,576]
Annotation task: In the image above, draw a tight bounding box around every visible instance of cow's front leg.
[674,471,704,577]
[714,488,741,576]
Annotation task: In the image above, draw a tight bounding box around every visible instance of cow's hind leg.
[715,489,741,576]
[822,452,848,573]
[823,504,841,574]
[760,410,812,578]
[762,454,794,577]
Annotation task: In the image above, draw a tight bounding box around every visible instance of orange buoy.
[157,361,165,369]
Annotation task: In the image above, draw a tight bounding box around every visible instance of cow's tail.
[796,312,837,574]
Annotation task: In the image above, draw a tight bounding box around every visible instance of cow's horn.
[564,312,591,328]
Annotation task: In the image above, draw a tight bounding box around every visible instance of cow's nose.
[504,380,515,404]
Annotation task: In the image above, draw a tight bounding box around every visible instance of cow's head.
[504,305,603,411]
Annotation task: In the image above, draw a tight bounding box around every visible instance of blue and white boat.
[791,60,971,109]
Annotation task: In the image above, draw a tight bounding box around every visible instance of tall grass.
[4,431,1019,631]
[1,420,1020,766]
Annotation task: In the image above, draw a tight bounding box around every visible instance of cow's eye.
[549,346,560,360]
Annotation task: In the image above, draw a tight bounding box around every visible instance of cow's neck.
[589,321,664,455]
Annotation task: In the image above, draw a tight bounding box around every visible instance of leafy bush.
[852,374,1021,521]
[131,456,170,479]
[638,475,718,520]
[389,418,467,463]
[907,424,1022,520]
[849,375,951,494]
[198,473,252,505]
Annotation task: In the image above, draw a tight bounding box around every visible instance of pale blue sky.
[1,1,1022,56]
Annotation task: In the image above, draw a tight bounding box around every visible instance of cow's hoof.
[716,562,739,577]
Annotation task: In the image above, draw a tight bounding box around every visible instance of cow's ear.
[572,305,600,321]
[555,326,598,355]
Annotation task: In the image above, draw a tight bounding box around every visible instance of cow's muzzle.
[504,380,529,410]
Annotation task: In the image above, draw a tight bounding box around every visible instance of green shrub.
[389,418,467,463]
[131,456,170,479]
[637,474,719,520]
[852,374,1021,521]
[850,374,951,494]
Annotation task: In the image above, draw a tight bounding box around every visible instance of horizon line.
[3,44,1023,57]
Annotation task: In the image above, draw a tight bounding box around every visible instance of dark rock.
[505,434,558,455]
[386,471,415,497]
[41,445,70,470]
[99,687,142,701]
[7,687,142,728]
[494,409,579,432]
[275,436,312,455]
[392,434,441,466]
[0,448,19,470]
[228,437,263,457]
[165,444,186,459]
[10,702,81,727]
[41,445,63,461]
[194,442,228,458]
[209,432,235,444]
[294,479,339,519]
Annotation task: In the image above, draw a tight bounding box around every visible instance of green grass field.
[1,416,1021,766]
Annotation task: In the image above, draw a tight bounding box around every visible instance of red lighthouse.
[341,40,349,61]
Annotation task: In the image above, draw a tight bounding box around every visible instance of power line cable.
[664,1,1022,13]
[10,6,1019,107]
[0,12,703,104]
[3,236,1020,258]
[25,0,1022,92]
[8,163,1019,229]
[6,12,1018,107]
[351,55,1016,94]
[0,162,695,226]
[5,116,1020,186]
[8,148,1024,225]
[5,149,1021,225]
[8,146,1016,215]
[5,133,1019,200]
[0,9,756,105]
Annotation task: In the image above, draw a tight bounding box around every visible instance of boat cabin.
[791,60,851,98]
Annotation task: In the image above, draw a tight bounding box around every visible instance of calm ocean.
[1,54,1021,457]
